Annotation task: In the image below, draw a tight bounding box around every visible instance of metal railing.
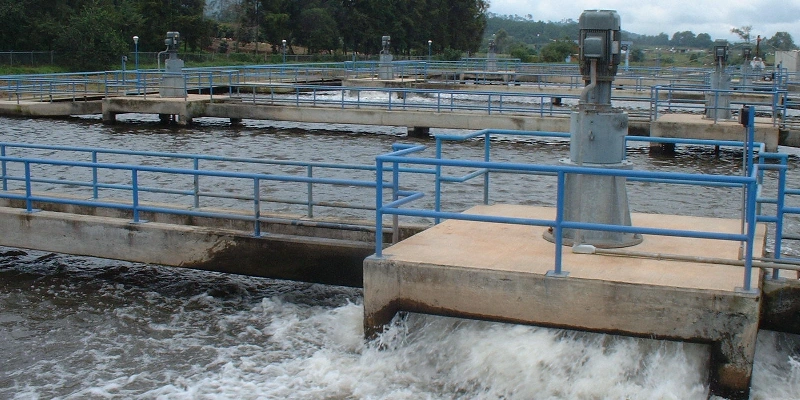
[232,84,578,118]
[1,63,796,126]
[650,84,790,126]
[374,113,772,291]
[0,143,387,234]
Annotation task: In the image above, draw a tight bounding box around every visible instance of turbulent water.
[1,115,800,399]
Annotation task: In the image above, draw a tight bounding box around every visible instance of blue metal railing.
[375,145,761,290]
[0,142,389,233]
[650,84,789,126]
[0,118,796,289]
[375,110,768,291]
[232,84,579,118]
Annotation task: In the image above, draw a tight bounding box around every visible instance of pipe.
[573,244,800,272]
[157,49,168,72]
[579,58,597,104]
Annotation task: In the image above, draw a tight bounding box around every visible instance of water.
[1,116,800,399]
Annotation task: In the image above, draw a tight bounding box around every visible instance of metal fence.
[373,114,792,292]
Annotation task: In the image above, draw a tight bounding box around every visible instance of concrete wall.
[775,51,800,73]
[205,103,573,132]
[363,257,761,399]
[0,206,371,287]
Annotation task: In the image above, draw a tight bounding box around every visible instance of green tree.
[54,0,127,71]
[297,7,339,53]
[695,33,713,48]
[629,48,645,62]
[670,31,695,47]
[540,38,577,62]
[765,32,797,51]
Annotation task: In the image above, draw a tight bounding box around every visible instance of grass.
[0,65,71,75]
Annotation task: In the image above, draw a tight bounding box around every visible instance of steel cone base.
[543,228,643,248]
[543,160,643,249]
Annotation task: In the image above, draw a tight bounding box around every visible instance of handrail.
[376,126,768,291]
[0,143,394,231]
[375,148,760,290]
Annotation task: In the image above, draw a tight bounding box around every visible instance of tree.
[731,25,753,43]
[54,0,127,71]
[671,31,695,47]
[297,7,339,53]
[695,33,713,48]
[629,48,645,62]
[494,29,509,53]
[540,38,577,62]
[765,32,797,51]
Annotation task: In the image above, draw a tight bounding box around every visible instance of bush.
[509,45,536,63]
[441,47,462,61]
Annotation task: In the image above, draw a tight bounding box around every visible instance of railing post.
[131,168,140,222]
[253,178,261,237]
[392,156,400,244]
[742,178,757,292]
[209,73,214,102]
[92,151,98,199]
[307,165,313,218]
[193,158,200,208]
[772,165,787,279]
[375,158,384,257]
[547,170,568,277]
[24,161,33,212]
[434,138,443,224]
[483,131,490,205]
[1,144,6,191]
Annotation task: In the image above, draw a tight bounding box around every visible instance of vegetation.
[0,2,796,72]
[484,13,797,66]
[0,0,489,71]
[216,0,489,56]
[0,0,213,71]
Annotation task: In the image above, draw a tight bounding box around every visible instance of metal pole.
[133,36,140,94]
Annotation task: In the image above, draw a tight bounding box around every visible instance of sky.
[487,0,800,45]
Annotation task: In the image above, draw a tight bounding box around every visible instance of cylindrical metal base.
[544,160,643,248]
[545,109,642,248]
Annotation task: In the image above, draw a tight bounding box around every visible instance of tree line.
[0,0,489,71]
[210,0,488,57]
[0,0,213,71]
[485,13,797,63]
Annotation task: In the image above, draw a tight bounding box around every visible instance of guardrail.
[1,63,795,126]
[231,84,579,118]
[650,84,790,126]
[0,142,391,233]
[754,151,800,278]
[374,110,776,291]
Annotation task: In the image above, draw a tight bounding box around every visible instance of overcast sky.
[488,0,800,45]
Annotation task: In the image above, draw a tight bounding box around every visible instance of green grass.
[0,65,71,75]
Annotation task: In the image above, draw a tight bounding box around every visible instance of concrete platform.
[102,94,231,125]
[0,99,101,116]
[364,204,764,399]
[651,113,780,151]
